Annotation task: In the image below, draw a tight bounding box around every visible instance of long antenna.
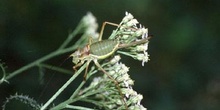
[38,55,72,101]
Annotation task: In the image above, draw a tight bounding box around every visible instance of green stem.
[58,23,83,50]
[40,63,87,110]
[80,99,104,107]
[65,105,95,110]
[5,50,60,81]
[0,21,87,84]
[70,68,97,99]
[50,88,106,110]
[39,63,72,75]
[117,51,136,58]
[2,36,85,84]
[0,62,8,83]
[4,47,75,82]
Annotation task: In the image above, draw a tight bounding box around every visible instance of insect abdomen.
[90,39,119,58]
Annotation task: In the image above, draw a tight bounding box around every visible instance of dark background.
[1,0,220,110]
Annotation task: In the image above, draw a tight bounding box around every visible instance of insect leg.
[88,36,93,45]
[98,22,120,41]
[83,60,91,80]
[72,62,83,72]
[93,59,128,110]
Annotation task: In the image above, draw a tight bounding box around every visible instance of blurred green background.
[1,0,220,110]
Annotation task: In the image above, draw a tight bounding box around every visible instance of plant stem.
[4,48,77,82]
[0,22,86,84]
[39,63,72,75]
[2,36,82,84]
[58,23,83,50]
[50,87,106,110]
[70,68,97,99]
[40,63,87,110]
[65,105,95,110]
[5,50,61,81]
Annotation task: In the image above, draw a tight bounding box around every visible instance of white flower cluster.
[108,55,133,86]
[118,12,148,41]
[87,55,147,110]
[110,12,150,66]
[82,12,99,40]
[109,55,147,110]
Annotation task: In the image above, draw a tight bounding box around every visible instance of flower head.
[82,12,99,39]
[136,52,150,66]
[122,11,134,23]
[108,12,150,66]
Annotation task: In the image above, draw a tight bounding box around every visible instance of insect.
[70,21,150,109]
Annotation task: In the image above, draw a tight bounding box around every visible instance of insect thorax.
[70,45,90,64]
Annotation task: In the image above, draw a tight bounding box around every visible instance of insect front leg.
[73,62,83,73]
[98,21,120,41]
[93,59,128,110]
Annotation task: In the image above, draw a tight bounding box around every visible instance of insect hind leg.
[98,22,120,41]
[93,59,128,110]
